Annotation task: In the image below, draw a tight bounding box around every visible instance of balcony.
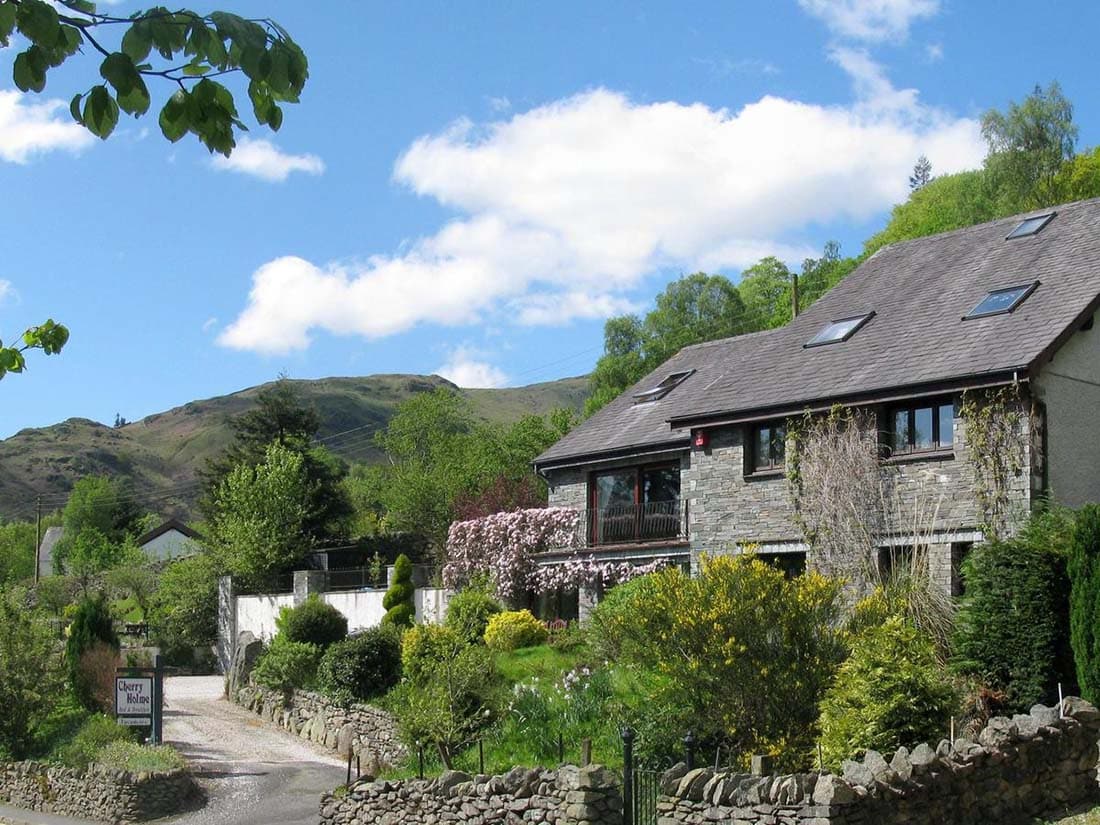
[576,500,688,548]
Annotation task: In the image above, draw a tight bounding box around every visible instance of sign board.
[118,716,152,727]
[116,676,154,718]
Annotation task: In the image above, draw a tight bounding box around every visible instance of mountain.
[0,374,589,522]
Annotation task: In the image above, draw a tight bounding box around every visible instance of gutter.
[533,439,691,474]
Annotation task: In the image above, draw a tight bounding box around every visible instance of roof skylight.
[966,282,1038,319]
[1006,212,1055,240]
[804,312,875,348]
[633,369,694,404]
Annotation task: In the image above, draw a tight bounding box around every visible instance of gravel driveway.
[161,676,345,825]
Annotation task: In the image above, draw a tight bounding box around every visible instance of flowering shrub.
[402,624,466,683]
[484,610,548,651]
[444,507,670,601]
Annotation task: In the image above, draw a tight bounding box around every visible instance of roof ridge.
[678,326,782,353]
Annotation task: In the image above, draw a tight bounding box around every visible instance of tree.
[53,475,145,577]
[66,592,118,710]
[207,441,312,581]
[0,318,68,382]
[585,273,749,416]
[0,518,40,583]
[909,155,933,191]
[204,377,352,543]
[981,82,1077,210]
[382,553,415,628]
[59,527,129,594]
[148,552,220,657]
[738,256,794,331]
[1069,505,1100,704]
[0,587,64,759]
[1,0,307,154]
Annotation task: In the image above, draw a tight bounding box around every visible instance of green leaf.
[15,0,59,48]
[240,45,268,81]
[61,1,97,13]
[69,92,84,124]
[55,24,82,60]
[83,84,119,139]
[266,45,290,94]
[13,47,47,93]
[0,4,17,48]
[268,103,282,132]
[116,75,150,116]
[182,61,210,77]
[204,29,228,67]
[100,51,138,95]
[121,22,152,63]
[158,90,189,142]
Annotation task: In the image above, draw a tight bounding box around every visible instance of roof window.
[804,312,875,348]
[1005,212,1055,240]
[966,282,1038,319]
[633,369,694,404]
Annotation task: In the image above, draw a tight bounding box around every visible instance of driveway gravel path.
[161,675,345,825]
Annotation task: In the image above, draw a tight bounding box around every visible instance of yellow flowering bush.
[483,609,548,651]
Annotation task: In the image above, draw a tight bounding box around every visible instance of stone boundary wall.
[0,760,197,823]
[657,697,1100,825]
[320,763,623,825]
[233,683,407,769]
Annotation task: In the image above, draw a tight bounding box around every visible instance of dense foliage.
[483,610,548,652]
[276,594,348,649]
[401,624,465,683]
[445,585,503,645]
[382,554,416,628]
[317,625,403,704]
[148,553,220,661]
[66,594,119,711]
[1069,505,1100,704]
[819,617,958,769]
[55,714,135,769]
[0,588,64,759]
[953,510,1075,709]
[252,638,322,693]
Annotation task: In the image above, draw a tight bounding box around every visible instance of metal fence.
[571,501,689,548]
[234,572,295,595]
[622,728,699,825]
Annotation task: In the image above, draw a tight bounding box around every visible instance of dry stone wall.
[656,698,1100,825]
[320,763,623,825]
[233,683,406,769]
[0,760,197,823]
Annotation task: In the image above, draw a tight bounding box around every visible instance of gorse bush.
[252,639,322,693]
[586,575,658,660]
[484,610,548,652]
[1069,505,1100,703]
[382,554,415,628]
[276,594,348,649]
[445,585,503,645]
[819,617,958,769]
[953,509,1074,709]
[402,624,466,684]
[317,625,402,704]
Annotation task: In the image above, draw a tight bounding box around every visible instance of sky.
[3,0,1100,439]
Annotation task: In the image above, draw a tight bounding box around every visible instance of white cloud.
[209,137,324,182]
[487,96,512,113]
[0,280,15,307]
[798,0,939,42]
[202,316,218,333]
[0,90,93,164]
[220,75,983,354]
[436,346,508,388]
[925,42,944,62]
[695,56,780,77]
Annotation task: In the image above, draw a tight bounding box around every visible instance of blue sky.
[3,0,1100,439]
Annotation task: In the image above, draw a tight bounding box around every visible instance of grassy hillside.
[0,373,588,522]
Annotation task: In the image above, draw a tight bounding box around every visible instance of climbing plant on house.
[960,387,1029,541]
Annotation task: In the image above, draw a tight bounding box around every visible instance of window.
[588,464,682,545]
[965,282,1038,319]
[804,312,875,348]
[757,552,806,579]
[750,420,787,473]
[633,369,694,404]
[1005,212,1055,240]
[887,398,954,455]
[877,546,914,580]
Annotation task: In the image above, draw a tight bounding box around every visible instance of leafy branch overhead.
[0,0,308,155]
[0,319,69,380]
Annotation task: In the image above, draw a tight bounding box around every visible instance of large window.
[588,464,681,545]
[887,398,954,455]
[749,420,787,473]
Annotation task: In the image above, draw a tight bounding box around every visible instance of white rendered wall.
[235,593,294,642]
[140,529,201,561]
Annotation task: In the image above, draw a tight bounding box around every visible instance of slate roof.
[135,518,202,547]
[536,198,1100,469]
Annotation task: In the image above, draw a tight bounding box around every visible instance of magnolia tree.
[444,508,668,602]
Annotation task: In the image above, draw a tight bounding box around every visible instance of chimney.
[791,272,800,318]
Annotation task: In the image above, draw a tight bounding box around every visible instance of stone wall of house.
[233,684,406,770]
[655,698,1100,825]
[0,760,197,823]
[319,763,623,825]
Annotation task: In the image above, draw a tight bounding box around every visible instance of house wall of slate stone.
[232,683,406,770]
[653,698,1100,825]
[0,760,197,823]
[319,763,623,825]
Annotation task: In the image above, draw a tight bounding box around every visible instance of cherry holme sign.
[115,676,154,726]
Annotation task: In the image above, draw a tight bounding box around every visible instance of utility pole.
[34,495,41,584]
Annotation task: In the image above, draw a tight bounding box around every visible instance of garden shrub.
[819,616,957,769]
[79,642,123,715]
[317,625,402,704]
[382,554,415,628]
[484,610,548,652]
[66,594,119,711]
[953,510,1074,709]
[445,585,502,645]
[55,714,135,769]
[97,741,186,772]
[1070,504,1100,703]
[585,574,657,659]
[147,553,220,662]
[402,624,466,684]
[252,639,322,693]
[276,594,348,649]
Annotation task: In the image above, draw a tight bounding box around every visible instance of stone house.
[533,200,1100,606]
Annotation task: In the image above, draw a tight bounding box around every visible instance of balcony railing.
[575,500,688,548]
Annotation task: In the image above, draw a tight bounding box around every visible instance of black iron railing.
[574,500,687,547]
